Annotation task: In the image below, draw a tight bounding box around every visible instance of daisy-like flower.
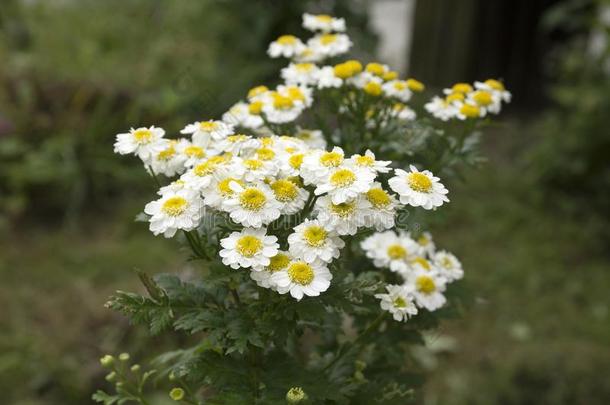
[222,182,281,228]
[468,88,502,115]
[433,250,464,282]
[203,176,245,209]
[178,141,207,168]
[222,101,264,130]
[313,194,371,236]
[180,156,235,192]
[302,13,346,33]
[360,231,421,273]
[314,165,376,204]
[270,178,309,215]
[382,80,413,102]
[238,157,279,183]
[347,149,391,175]
[271,259,332,300]
[219,227,279,270]
[388,165,449,210]
[390,102,417,121]
[268,35,306,58]
[281,63,320,86]
[293,46,326,63]
[424,96,458,121]
[262,91,305,124]
[375,284,418,322]
[211,134,261,156]
[181,120,234,147]
[288,219,344,263]
[294,128,327,149]
[279,151,307,177]
[307,33,352,58]
[148,140,187,177]
[405,268,447,311]
[455,100,485,120]
[114,126,166,160]
[475,79,511,103]
[362,183,400,231]
[300,146,345,184]
[250,250,292,289]
[333,60,363,80]
[144,188,204,238]
[157,179,188,196]
[416,231,436,257]
[313,66,343,89]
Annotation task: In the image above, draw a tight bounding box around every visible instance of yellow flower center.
[157,146,176,161]
[320,151,343,167]
[248,101,263,115]
[355,155,375,166]
[393,297,407,308]
[288,261,315,285]
[199,121,219,132]
[472,90,493,106]
[315,14,333,23]
[286,87,305,101]
[320,33,337,45]
[393,81,408,91]
[227,134,248,143]
[416,275,436,294]
[289,153,304,169]
[383,71,398,81]
[363,82,382,96]
[236,235,263,257]
[217,178,243,196]
[271,179,298,202]
[273,94,295,110]
[412,256,431,270]
[484,79,505,91]
[268,253,290,272]
[277,35,297,45]
[303,225,327,247]
[460,103,481,118]
[441,257,453,269]
[406,78,425,92]
[295,63,315,72]
[184,145,205,158]
[256,148,275,161]
[330,201,356,218]
[330,169,356,187]
[452,83,473,93]
[445,92,465,103]
[366,62,385,76]
[244,159,264,170]
[248,85,268,99]
[194,161,217,177]
[239,188,267,211]
[408,172,432,193]
[366,188,391,208]
[161,197,188,217]
[133,129,152,143]
[387,244,406,260]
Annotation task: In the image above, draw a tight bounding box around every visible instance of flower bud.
[286,387,307,403]
[169,387,185,401]
[100,355,114,367]
[130,364,141,373]
[118,353,130,361]
[105,371,116,382]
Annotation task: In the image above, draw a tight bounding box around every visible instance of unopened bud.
[105,372,116,382]
[286,387,307,403]
[118,353,130,361]
[100,355,114,367]
[130,364,141,373]
[169,387,185,401]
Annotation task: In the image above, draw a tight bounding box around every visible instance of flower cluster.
[424,80,512,121]
[362,230,463,321]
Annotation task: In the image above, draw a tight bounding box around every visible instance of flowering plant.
[96,13,510,405]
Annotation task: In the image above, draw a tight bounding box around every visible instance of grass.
[1,119,608,404]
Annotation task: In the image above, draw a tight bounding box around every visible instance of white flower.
[455,100,486,120]
[467,88,503,115]
[148,140,187,177]
[222,101,264,129]
[416,232,436,257]
[144,189,204,238]
[360,231,421,274]
[388,165,449,210]
[157,179,188,196]
[433,250,464,282]
[375,284,418,322]
[211,134,261,156]
[302,13,346,33]
[424,96,458,121]
[313,194,371,236]
[181,120,234,147]
[261,91,305,124]
[475,79,511,103]
[271,259,332,300]
[180,156,236,192]
[293,46,326,63]
[177,140,207,168]
[382,80,413,102]
[203,176,245,209]
[362,183,400,231]
[390,103,417,121]
[288,219,344,263]
[405,268,447,311]
[314,166,376,204]
[222,182,281,228]
[313,66,343,89]
[294,128,327,149]
[268,35,306,58]
[307,33,352,58]
[347,150,391,174]
[281,63,320,86]
[219,228,279,270]
[250,251,292,289]
[114,126,166,160]
[300,146,345,184]
[269,178,309,215]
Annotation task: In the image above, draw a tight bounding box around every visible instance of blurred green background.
[1,0,609,404]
